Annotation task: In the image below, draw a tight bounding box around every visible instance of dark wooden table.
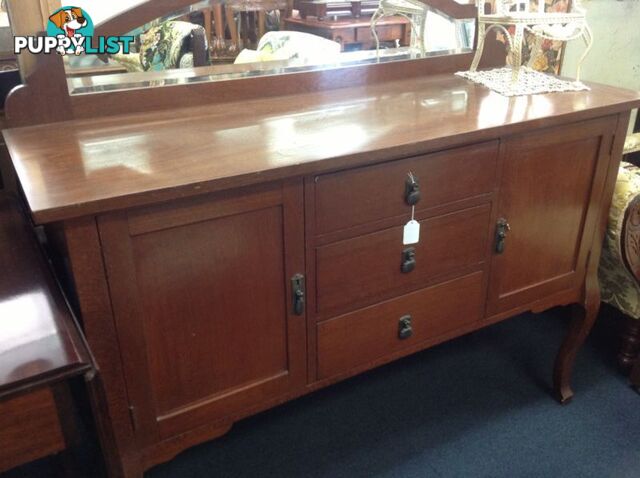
[298,0,379,20]
[284,15,410,50]
[0,193,93,473]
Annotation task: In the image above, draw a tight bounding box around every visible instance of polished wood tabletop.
[285,15,411,30]
[3,74,640,224]
[0,194,91,398]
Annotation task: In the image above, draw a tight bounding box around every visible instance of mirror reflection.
[64,0,475,94]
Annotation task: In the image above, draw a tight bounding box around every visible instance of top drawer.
[314,141,499,235]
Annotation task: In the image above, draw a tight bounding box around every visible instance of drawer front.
[314,141,498,235]
[332,29,355,45]
[356,25,404,43]
[316,204,491,315]
[0,388,65,472]
[317,272,485,379]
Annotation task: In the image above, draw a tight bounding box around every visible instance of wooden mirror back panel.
[4,0,506,127]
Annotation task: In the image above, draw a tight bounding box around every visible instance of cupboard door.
[487,118,617,316]
[98,181,306,443]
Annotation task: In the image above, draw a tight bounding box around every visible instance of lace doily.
[455,67,590,97]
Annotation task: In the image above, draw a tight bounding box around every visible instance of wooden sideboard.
[3,74,639,476]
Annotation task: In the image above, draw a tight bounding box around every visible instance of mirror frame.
[4,0,505,126]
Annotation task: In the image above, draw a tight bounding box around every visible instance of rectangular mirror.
[62,0,476,95]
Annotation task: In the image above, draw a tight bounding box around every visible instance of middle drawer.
[315,203,492,316]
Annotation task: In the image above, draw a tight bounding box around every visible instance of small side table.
[299,0,380,21]
[284,15,410,50]
[0,194,94,475]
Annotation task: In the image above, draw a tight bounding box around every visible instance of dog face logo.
[15,7,132,57]
[49,7,87,38]
[46,7,93,55]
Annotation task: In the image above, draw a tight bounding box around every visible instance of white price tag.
[403,220,420,245]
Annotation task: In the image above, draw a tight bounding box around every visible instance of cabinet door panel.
[487,118,616,316]
[99,181,306,443]
[134,208,288,414]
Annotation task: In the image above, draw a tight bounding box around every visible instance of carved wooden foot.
[618,316,640,370]
[553,302,600,404]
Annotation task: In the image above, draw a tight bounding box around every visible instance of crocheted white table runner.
[456,67,589,97]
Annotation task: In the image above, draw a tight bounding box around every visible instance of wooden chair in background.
[223,0,292,51]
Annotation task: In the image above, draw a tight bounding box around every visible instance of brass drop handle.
[398,315,413,340]
[495,218,511,254]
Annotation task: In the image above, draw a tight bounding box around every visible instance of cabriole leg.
[416,10,427,57]
[371,9,383,59]
[510,24,525,84]
[526,34,543,70]
[618,316,640,370]
[576,24,594,83]
[553,300,600,404]
[470,21,486,71]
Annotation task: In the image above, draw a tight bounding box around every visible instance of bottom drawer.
[317,272,485,379]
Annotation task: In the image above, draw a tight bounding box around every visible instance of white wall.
[562,0,640,130]
[61,0,147,25]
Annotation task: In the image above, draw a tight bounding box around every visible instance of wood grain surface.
[4,75,639,224]
[0,194,91,398]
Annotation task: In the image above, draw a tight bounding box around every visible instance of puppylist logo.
[14,7,134,56]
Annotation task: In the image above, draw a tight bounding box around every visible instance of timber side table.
[284,15,410,50]
[0,193,94,474]
[299,0,379,20]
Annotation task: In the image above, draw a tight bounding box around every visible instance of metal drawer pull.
[398,315,413,340]
[495,218,511,254]
[401,247,416,273]
[405,173,421,206]
[291,274,305,316]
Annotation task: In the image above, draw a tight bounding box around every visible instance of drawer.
[314,141,498,235]
[0,388,65,472]
[317,272,485,379]
[331,29,355,45]
[356,25,404,43]
[316,203,491,315]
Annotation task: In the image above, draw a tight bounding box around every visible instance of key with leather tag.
[403,205,420,245]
